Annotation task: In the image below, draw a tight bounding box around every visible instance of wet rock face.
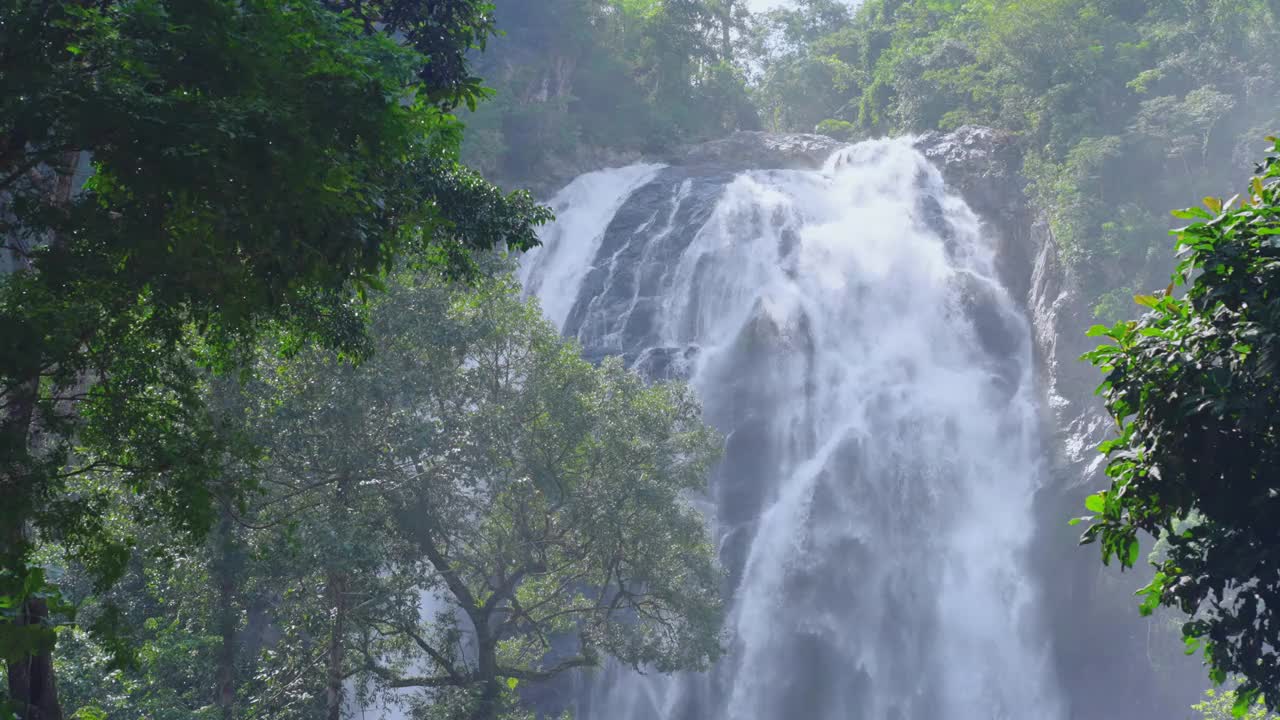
[676,131,845,171]
[915,125,1037,301]
[516,131,844,199]
[915,125,1024,222]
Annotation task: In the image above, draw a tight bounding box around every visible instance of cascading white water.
[520,138,1064,720]
[518,163,665,329]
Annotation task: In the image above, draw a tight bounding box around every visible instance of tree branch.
[358,643,469,690]
[498,655,597,682]
[391,623,469,686]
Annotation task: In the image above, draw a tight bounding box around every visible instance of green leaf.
[1133,294,1159,308]
[1084,493,1106,513]
[1126,538,1140,567]
[506,677,519,691]
[1232,690,1256,718]
[1135,571,1166,616]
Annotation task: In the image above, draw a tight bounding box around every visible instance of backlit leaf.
[1084,493,1106,513]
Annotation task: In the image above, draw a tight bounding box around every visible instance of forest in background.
[752,0,1280,320]
[457,0,759,194]
[468,0,1280,315]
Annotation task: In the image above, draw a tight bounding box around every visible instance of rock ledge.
[675,131,844,171]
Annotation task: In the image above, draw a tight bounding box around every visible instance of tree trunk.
[469,641,501,720]
[5,596,63,720]
[325,475,352,720]
[719,0,734,63]
[2,150,81,720]
[3,458,61,717]
[325,569,348,720]
[214,502,239,720]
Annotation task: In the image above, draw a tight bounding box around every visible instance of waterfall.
[520,137,1064,720]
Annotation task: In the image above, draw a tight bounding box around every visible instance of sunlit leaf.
[1085,493,1106,513]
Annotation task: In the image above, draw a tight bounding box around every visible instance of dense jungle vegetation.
[465,0,1280,311]
[748,0,1280,320]
[458,0,760,193]
[3,0,1280,718]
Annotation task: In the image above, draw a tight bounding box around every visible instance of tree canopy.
[460,0,759,189]
[1081,137,1280,713]
[53,270,724,720]
[747,0,1280,316]
[1,0,549,716]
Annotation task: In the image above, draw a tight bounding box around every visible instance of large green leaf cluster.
[1081,139,1280,713]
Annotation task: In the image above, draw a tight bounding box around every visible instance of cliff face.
[916,126,1208,720]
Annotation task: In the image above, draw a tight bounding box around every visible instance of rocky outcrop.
[523,144,648,200]
[916,125,1024,224]
[915,126,1039,300]
[912,126,1102,477]
[509,131,843,200]
[674,131,844,171]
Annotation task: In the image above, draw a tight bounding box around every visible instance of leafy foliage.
[55,270,724,720]
[460,0,759,188]
[747,0,1280,309]
[1,0,550,713]
[256,270,724,718]
[1195,687,1277,720]
[1081,138,1280,713]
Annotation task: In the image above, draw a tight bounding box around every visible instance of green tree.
[56,270,723,719]
[248,272,725,720]
[1080,137,1280,714]
[0,1,549,716]
[463,0,758,187]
